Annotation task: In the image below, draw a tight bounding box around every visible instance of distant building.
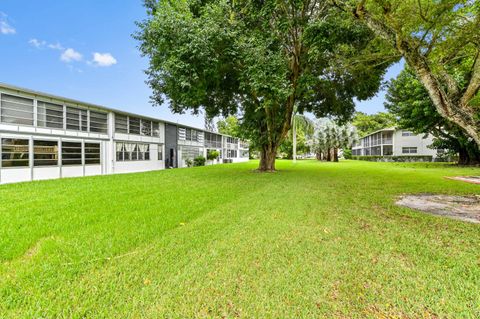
[351,127,439,158]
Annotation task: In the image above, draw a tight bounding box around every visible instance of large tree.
[386,67,480,165]
[334,0,480,147]
[136,0,391,171]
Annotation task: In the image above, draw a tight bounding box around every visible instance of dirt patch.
[396,194,480,224]
[445,176,480,184]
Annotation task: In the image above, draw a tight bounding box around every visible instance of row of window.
[0,94,108,133]
[178,127,204,142]
[116,142,163,161]
[1,138,100,167]
[225,149,238,158]
[226,137,238,144]
[114,114,161,137]
[181,145,203,160]
[204,132,222,148]
[401,130,415,137]
[402,147,418,154]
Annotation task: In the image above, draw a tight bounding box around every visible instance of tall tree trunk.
[458,147,470,166]
[333,148,339,162]
[292,115,297,163]
[326,149,331,162]
[259,145,277,171]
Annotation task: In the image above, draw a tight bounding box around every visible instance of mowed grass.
[0,160,479,318]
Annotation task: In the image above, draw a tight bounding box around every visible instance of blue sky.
[0,1,402,128]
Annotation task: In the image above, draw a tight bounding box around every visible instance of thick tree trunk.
[458,147,469,165]
[325,149,331,162]
[333,148,339,162]
[258,145,278,171]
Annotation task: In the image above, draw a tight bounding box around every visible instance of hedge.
[351,155,433,162]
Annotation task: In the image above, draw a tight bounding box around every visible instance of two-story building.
[0,83,249,184]
[352,127,438,159]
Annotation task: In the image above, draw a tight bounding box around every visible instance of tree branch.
[461,51,480,106]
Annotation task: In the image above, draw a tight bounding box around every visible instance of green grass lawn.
[0,160,479,318]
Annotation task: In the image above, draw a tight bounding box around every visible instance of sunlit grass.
[0,160,479,318]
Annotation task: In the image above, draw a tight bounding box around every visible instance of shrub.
[343,148,352,159]
[185,158,193,167]
[193,156,206,167]
[207,150,220,161]
[351,155,433,162]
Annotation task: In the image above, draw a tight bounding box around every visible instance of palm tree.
[292,110,314,162]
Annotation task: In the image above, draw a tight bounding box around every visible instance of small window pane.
[129,117,140,135]
[153,122,160,137]
[89,111,108,133]
[62,141,82,165]
[115,114,128,133]
[141,119,152,136]
[37,101,64,129]
[34,140,58,166]
[158,144,163,160]
[0,94,34,126]
[85,143,100,164]
[1,138,29,167]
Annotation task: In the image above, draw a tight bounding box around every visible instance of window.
[402,147,418,154]
[66,107,80,131]
[37,101,64,129]
[85,143,100,164]
[80,109,88,131]
[115,142,149,161]
[141,119,152,136]
[129,117,140,135]
[0,94,34,126]
[158,144,163,160]
[138,143,150,160]
[115,114,128,133]
[185,128,192,141]
[34,140,58,166]
[402,130,414,137]
[181,145,202,160]
[153,122,161,137]
[89,111,108,133]
[226,149,237,158]
[62,142,82,166]
[116,143,125,161]
[1,138,29,167]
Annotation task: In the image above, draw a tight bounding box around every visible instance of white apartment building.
[352,127,438,158]
[0,83,249,184]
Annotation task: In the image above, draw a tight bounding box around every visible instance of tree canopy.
[136,0,391,170]
[386,67,480,165]
[334,0,480,147]
[352,111,397,137]
[216,116,240,138]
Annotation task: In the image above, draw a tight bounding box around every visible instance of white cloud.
[29,39,64,51]
[48,42,64,50]
[91,52,117,67]
[0,12,16,35]
[29,38,46,48]
[60,48,83,63]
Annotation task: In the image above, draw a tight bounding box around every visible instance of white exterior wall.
[0,83,248,184]
[392,130,437,157]
[0,131,107,184]
[352,128,438,158]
